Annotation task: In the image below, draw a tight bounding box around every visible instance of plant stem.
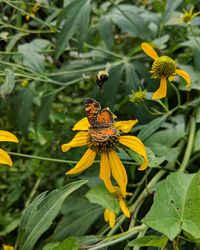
[169,81,181,107]
[179,116,196,172]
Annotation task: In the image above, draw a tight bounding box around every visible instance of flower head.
[130,88,146,105]
[0,130,19,166]
[61,98,148,197]
[104,186,131,228]
[2,244,14,250]
[25,3,40,21]
[179,6,200,24]
[141,43,191,99]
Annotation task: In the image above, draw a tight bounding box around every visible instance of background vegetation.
[0,0,200,249]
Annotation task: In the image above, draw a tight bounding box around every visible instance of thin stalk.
[169,81,181,107]
[179,116,196,172]
[25,177,41,207]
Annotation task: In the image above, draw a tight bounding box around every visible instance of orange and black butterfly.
[85,98,117,142]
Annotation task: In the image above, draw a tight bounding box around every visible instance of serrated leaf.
[128,235,168,247]
[55,0,90,59]
[0,68,15,97]
[143,172,200,240]
[86,184,119,213]
[138,116,167,141]
[16,180,87,250]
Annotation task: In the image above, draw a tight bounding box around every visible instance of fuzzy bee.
[96,70,109,90]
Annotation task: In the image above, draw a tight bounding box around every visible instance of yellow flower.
[179,6,200,24]
[104,186,131,228]
[61,116,148,197]
[130,88,146,105]
[2,244,14,250]
[141,42,191,100]
[0,130,19,166]
[25,3,40,21]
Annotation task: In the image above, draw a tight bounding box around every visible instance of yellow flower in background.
[141,43,191,99]
[104,187,130,228]
[179,6,200,24]
[61,99,148,197]
[2,244,14,250]
[25,3,40,21]
[130,88,146,105]
[0,130,19,166]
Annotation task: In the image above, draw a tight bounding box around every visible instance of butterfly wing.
[89,127,117,142]
[85,98,101,126]
[95,108,114,127]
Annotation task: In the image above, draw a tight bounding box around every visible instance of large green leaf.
[128,235,168,247]
[98,15,114,50]
[143,172,200,240]
[55,0,91,59]
[52,196,103,241]
[16,180,87,250]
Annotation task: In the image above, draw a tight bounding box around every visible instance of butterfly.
[85,98,117,142]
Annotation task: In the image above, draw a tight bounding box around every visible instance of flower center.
[88,134,120,153]
[150,56,176,79]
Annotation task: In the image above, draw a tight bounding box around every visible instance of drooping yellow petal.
[114,120,138,133]
[66,148,96,174]
[100,153,115,193]
[0,130,18,143]
[61,132,88,152]
[152,77,167,100]
[0,148,13,166]
[104,209,116,228]
[141,43,159,60]
[72,117,90,131]
[108,151,127,197]
[119,135,148,171]
[119,198,130,218]
[175,69,191,87]
[2,244,14,250]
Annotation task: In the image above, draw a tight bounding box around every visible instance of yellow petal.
[66,148,96,174]
[0,130,18,143]
[152,77,167,100]
[119,198,130,218]
[114,120,138,133]
[175,69,191,87]
[61,132,88,152]
[100,153,116,193]
[104,209,116,228]
[141,42,159,60]
[72,117,90,131]
[119,135,148,170]
[2,245,14,250]
[0,148,13,166]
[108,151,127,197]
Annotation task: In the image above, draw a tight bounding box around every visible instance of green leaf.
[143,171,200,240]
[124,63,140,92]
[36,94,54,125]
[55,0,91,59]
[16,180,87,250]
[138,115,167,141]
[54,236,78,250]
[111,5,152,40]
[52,196,103,241]
[86,184,119,213]
[193,129,200,152]
[128,235,168,247]
[146,147,165,168]
[18,39,50,73]
[162,0,182,24]
[16,87,34,134]
[0,68,15,97]
[98,15,114,49]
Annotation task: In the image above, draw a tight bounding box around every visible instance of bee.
[96,70,109,90]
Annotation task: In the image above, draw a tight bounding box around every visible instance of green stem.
[25,177,42,207]
[8,152,78,164]
[169,81,181,107]
[179,116,196,172]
